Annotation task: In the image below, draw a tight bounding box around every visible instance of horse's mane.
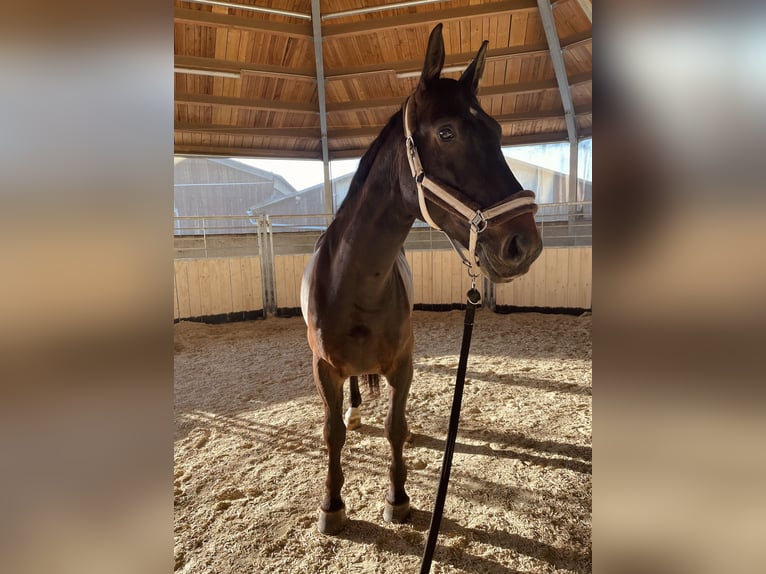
[335,110,403,216]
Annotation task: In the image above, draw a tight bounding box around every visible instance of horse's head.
[404,24,542,283]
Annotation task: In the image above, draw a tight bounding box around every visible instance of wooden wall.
[273,254,312,310]
[494,246,592,309]
[173,247,591,320]
[405,250,476,306]
[174,256,263,319]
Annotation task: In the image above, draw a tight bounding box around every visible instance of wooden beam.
[328,130,573,159]
[325,97,402,114]
[322,0,537,38]
[345,32,590,79]
[174,124,321,138]
[328,127,390,139]
[175,93,318,114]
[329,148,375,160]
[326,42,549,79]
[501,131,569,146]
[325,71,591,113]
[174,7,313,38]
[493,105,590,122]
[175,70,589,117]
[174,106,591,141]
[174,56,315,79]
[174,145,321,159]
[575,0,592,23]
[329,108,592,137]
[174,33,590,83]
[480,77,558,97]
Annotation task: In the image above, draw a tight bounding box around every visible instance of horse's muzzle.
[478,216,542,283]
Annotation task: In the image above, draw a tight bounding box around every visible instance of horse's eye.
[438,127,455,141]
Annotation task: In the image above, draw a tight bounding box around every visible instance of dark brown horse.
[301,23,542,534]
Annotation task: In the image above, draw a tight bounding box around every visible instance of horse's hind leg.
[383,359,413,523]
[367,373,381,398]
[313,357,348,534]
[344,376,362,430]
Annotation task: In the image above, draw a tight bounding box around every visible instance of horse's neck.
[328,140,416,280]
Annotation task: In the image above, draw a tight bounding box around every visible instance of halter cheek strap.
[403,97,537,280]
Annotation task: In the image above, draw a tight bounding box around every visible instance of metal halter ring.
[470,211,488,234]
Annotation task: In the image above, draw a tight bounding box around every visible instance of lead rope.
[419,281,481,574]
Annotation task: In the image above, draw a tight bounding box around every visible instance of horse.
[300,23,542,535]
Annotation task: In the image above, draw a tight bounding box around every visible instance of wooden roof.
[174,0,592,160]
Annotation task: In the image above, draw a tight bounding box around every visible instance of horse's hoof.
[383,500,411,524]
[344,407,361,430]
[317,505,347,535]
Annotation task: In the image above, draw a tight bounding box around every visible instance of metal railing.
[173,201,591,257]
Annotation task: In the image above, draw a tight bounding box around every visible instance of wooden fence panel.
[173,247,591,320]
[274,254,302,310]
[494,246,592,308]
[174,256,263,319]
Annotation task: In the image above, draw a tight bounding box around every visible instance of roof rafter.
[328,32,590,79]
[174,56,316,79]
[322,0,538,38]
[175,33,590,82]
[575,0,592,23]
[174,7,313,37]
[174,105,591,140]
[326,71,591,112]
[175,145,321,159]
[175,93,319,114]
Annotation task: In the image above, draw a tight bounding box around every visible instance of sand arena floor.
[174,310,591,573]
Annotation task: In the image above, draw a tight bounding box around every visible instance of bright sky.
[503,139,593,181]
[235,140,592,190]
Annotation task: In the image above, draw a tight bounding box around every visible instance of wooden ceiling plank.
[175,55,315,79]
[326,98,401,113]
[326,42,551,79]
[323,70,589,112]
[176,92,318,114]
[326,129,574,160]
[501,130,569,145]
[175,124,321,138]
[321,0,538,38]
[175,110,583,142]
[323,106,593,135]
[174,7,313,38]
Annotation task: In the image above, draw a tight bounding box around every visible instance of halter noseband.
[403,96,537,280]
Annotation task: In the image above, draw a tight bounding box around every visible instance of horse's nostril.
[507,234,523,260]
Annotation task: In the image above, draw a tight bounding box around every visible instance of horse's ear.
[419,23,445,88]
[459,40,488,95]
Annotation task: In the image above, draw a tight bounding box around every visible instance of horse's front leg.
[383,358,413,523]
[313,356,348,534]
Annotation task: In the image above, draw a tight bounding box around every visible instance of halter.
[403,96,538,286]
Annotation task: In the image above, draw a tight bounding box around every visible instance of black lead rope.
[419,286,482,574]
